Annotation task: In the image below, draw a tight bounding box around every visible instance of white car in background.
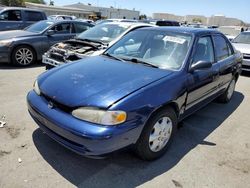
[232,31,250,72]
[48,15,75,20]
[43,22,155,69]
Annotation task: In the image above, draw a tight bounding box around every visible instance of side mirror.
[0,15,5,20]
[47,30,55,36]
[190,60,212,72]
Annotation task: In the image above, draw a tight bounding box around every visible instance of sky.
[52,0,250,23]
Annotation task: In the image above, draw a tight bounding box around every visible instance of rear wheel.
[12,45,36,66]
[217,77,236,103]
[135,107,177,160]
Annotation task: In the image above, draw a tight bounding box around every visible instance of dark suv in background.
[156,20,180,26]
[0,7,47,31]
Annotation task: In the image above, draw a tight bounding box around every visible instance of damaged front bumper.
[42,54,67,68]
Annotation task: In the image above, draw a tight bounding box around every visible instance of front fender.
[109,72,188,142]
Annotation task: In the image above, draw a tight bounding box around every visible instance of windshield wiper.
[127,58,159,68]
[103,53,125,62]
[76,38,106,45]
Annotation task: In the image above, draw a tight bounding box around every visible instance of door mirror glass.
[0,15,4,20]
[190,61,212,72]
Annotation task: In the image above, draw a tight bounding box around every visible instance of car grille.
[242,65,250,69]
[243,53,250,60]
[50,53,65,62]
[41,92,73,113]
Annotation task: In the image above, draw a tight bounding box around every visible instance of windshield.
[25,21,54,33]
[105,30,192,70]
[233,32,250,44]
[77,23,130,43]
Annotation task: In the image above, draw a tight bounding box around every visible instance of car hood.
[39,56,173,108]
[232,43,250,54]
[0,30,37,40]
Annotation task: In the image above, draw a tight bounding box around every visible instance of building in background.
[153,12,246,26]
[207,15,244,26]
[65,3,140,20]
[25,2,93,18]
[152,13,183,22]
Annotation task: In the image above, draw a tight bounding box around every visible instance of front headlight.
[33,80,41,95]
[0,39,12,47]
[72,107,127,126]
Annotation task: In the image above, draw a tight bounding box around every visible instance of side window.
[73,23,90,33]
[51,23,71,34]
[0,10,22,21]
[193,36,214,63]
[227,42,234,55]
[213,35,230,61]
[25,11,44,21]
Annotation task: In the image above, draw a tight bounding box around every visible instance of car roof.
[0,7,44,12]
[138,26,222,35]
[48,15,72,17]
[102,22,153,27]
[40,20,92,24]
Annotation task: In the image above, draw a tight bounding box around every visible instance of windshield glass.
[105,30,192,70]
[233,32,250,44]
[77,23,130,43]
[25,20,54,33]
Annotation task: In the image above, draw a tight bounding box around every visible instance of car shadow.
[32,91,244,188]
[0,62,43,70]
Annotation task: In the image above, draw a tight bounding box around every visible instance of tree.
[192,18,203,23]
[0,0,24,6]
[49,0,54,5]
[139,14,147,20]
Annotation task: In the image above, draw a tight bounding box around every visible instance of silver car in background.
[43,22,155,69]
[232,31,250,71]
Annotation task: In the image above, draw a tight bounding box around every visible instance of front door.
[0,10,23,31]
[186,35,220,111]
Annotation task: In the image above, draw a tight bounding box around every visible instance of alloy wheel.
[15,48,34,66]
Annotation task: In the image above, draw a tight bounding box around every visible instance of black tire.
[135,107,178,161]
[11,45,36,66]
[217,77,236,103]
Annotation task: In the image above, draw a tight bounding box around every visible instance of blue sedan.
[27,27,242,160]
[0,20,93,66]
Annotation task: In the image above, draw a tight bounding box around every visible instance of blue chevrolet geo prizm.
[27,27,242,160]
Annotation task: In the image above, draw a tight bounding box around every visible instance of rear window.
[73,23,91,33]
[213,35,231,61]
[25,11,44,21]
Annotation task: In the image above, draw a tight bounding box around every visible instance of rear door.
[186,35,220,110]
[0,9,23,31]
[23,11,46,28]
[212,34,235,91]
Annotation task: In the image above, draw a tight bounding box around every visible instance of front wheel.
[135,107,177,160]
[12,45,36,66]
[217,78,236,103]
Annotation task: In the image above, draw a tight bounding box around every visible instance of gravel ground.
[0,64,249,188]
